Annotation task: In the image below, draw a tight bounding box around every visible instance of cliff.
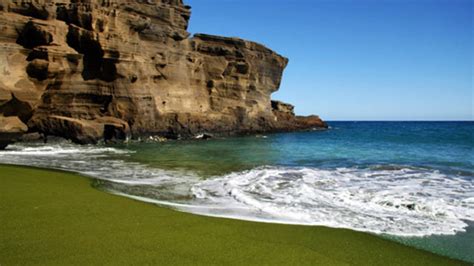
[0,0,326,146]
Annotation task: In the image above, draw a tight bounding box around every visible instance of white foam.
[1,143,473,237]
[0,143,132,156]
[189,167,474,236]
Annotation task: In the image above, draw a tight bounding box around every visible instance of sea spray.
[1,142,472,237]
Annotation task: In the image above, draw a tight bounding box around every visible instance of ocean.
[1,121,473,262]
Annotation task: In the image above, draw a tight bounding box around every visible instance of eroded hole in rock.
[103,121,130,144]
[171,32,186,41]
[66,26,119,81]
[56,6,94,31]
[0,95,34,123]
[13,3,54,20]
[206,80,214,88]
[26,50,49,61]
[17,21,53,49]
[26,59,49,81]
[235,62,249,74]
[99,57,119,82]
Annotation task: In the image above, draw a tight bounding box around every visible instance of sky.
[186,0,472,121]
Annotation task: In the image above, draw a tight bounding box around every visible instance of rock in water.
[0,0,327,145]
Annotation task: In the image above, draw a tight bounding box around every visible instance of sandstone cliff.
[0,0,326,146]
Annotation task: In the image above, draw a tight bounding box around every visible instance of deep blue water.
[0,121,473,262]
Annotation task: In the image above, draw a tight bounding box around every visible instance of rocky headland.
[0,0,326,148]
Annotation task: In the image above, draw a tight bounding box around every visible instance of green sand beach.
[0,164,467,265]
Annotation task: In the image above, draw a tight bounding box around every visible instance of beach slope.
[0,165,466,265]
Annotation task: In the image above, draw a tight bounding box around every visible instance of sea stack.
[0,0,326,147]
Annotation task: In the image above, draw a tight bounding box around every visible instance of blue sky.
[186,0,472,120]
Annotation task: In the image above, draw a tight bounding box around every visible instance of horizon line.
[324,120,473,122]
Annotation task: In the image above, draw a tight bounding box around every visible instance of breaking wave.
[1,143,473,237]
[190,167,474,236]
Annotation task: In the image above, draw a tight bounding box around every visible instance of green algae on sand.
[0,164,468,265]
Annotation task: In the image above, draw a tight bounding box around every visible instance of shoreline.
[0,163,468,265]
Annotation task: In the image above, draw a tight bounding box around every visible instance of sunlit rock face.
[0,0,326,144]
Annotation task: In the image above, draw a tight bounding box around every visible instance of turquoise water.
[122,121,473,176]
[0,121,473,262]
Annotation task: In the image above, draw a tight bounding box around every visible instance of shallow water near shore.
[0,121,473,262]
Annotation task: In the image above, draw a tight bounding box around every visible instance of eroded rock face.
[0,0,326,146]
[0,115,28,149]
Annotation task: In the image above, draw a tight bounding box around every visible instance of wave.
[1,143,473,237]
[190,167,474,236]
[0,142,132,156]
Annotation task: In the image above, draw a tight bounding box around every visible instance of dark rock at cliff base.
[20,132,45,142]
[30,115,131,144]
[0,116,28,149]
[0,1,326,145]
[30,116,104,145]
